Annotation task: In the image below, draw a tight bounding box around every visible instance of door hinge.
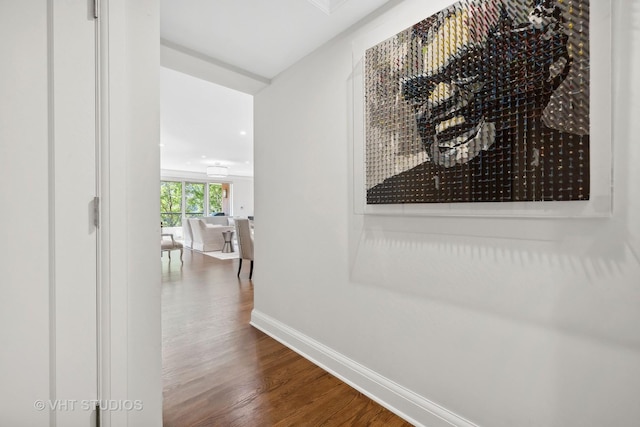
[93,196,100,228]
[93,0,99,19]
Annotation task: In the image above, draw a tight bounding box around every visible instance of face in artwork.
[402,0,571,167]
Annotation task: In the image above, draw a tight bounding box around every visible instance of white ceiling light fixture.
[307,0,350,15]
[207,165,229,177]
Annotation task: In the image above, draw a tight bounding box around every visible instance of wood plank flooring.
[162,250,413,427]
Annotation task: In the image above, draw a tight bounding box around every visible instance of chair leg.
[168,250,171,260]
[180,249,183,264]
[237,259,242,277]
[249,260,254,280]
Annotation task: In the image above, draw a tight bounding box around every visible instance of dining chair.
[235,218,254,279]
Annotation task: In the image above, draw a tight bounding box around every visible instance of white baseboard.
[250,310,479,427]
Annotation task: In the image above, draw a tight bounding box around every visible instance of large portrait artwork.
[365,0,590,204]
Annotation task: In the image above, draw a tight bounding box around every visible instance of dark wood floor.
[162,250,413,427]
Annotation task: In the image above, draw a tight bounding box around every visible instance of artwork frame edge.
[351,0,612,218]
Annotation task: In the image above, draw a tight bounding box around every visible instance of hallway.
[161,251,412,426]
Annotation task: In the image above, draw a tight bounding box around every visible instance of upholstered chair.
[161,233,183,263]
[235,218,254,279]
[182,219,193,249]
[188,218,234,252]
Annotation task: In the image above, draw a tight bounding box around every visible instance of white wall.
[231,176,255,218]
[0,2,50,425]
[253,1,640,426]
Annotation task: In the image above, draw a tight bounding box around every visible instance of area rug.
[202,250,239,260]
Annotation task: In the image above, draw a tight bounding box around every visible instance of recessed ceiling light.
[245,161,251,164]
[186,162,191,165]
[240,131,247,136]
[159,143,165,147]
[201,155,207,158]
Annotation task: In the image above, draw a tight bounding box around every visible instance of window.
[160,181,182,226]
[160,180,231,226]
[209,183,223,215]
[185,182,205,218]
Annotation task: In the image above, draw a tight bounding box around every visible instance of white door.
[52,0,99,425]
[0,1,98,426]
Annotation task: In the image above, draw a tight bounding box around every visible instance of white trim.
[98,1,125,426]
[99,0,163,425]
[161,168,250,182]
[160,39,270,95]
[307,0,350,15]
[250,310,479,427]
[46,2,57,425]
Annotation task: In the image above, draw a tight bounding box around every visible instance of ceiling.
[159,0,392,177]
[160,67,254,176]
